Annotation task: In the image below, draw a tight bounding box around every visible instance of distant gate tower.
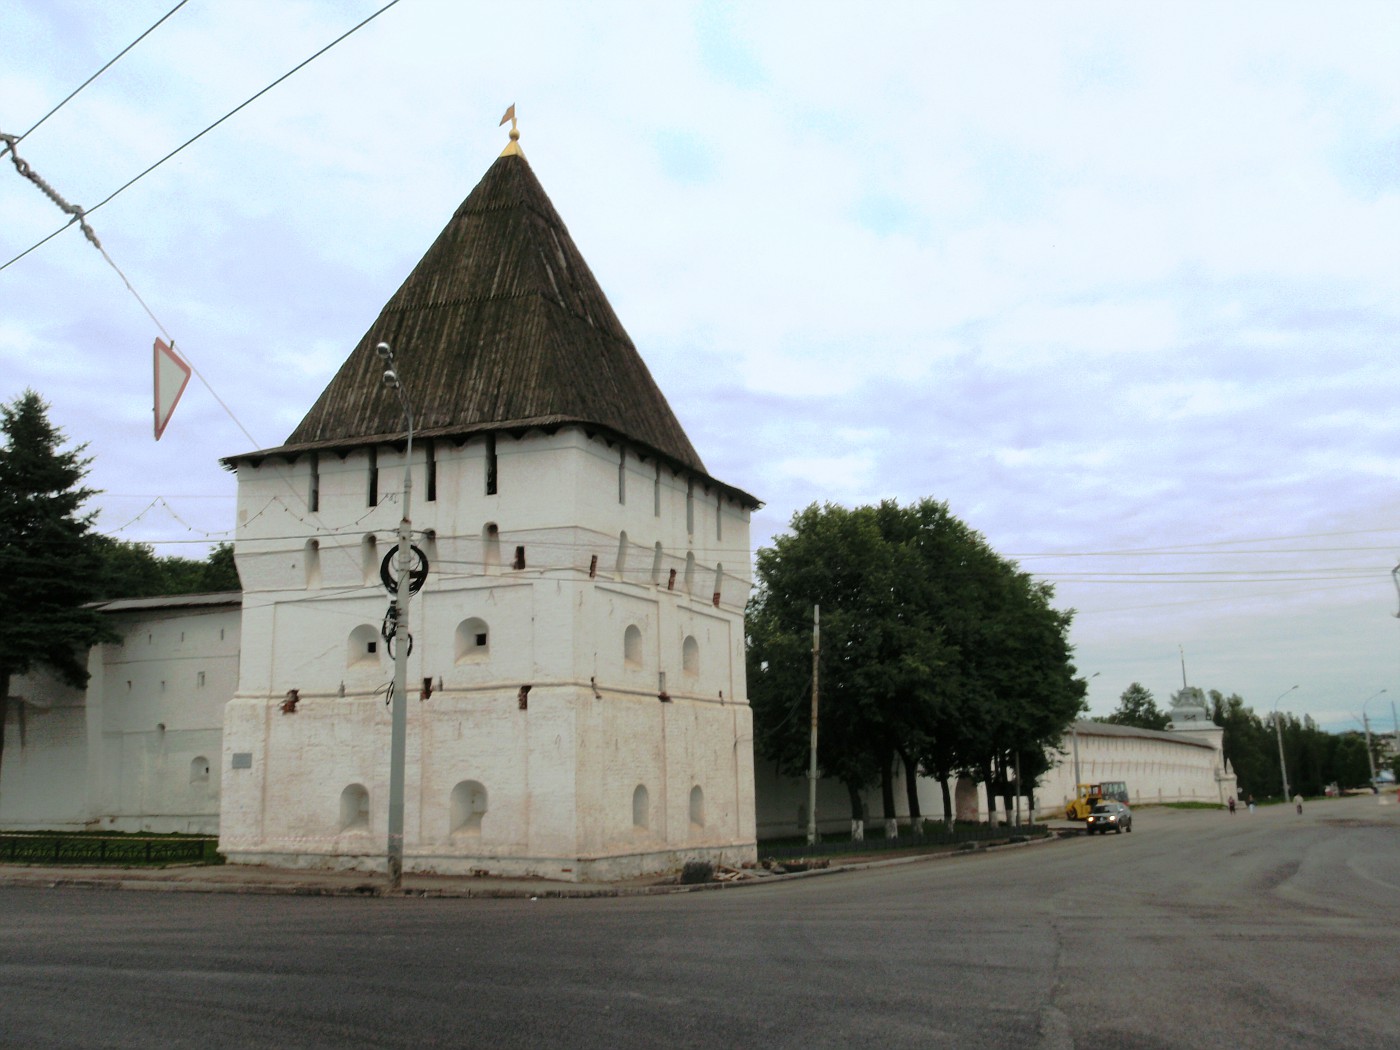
[219,126,759,880]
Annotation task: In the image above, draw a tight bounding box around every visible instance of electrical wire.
[0,0,190,161]
[1,0,403,273]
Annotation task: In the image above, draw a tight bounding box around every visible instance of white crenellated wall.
[220,425,757,880]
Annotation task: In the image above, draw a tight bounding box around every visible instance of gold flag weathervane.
[499,104,522,157]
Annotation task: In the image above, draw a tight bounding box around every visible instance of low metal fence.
[0,834,222,866]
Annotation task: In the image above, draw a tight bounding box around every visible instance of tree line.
[746,499,1085,833]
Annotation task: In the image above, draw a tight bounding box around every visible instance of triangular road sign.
[153,338,192,440]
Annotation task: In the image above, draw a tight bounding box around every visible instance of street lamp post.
[378,342,414,892]
[1073,672,1099,788]
[1360,689,1387,793]
[1273,685,1298,804]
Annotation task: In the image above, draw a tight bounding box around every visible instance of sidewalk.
[0,834,1057,899]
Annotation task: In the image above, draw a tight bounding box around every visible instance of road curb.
[0,831,1061,899]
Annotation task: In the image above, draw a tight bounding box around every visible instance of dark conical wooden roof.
[232,150,725,486]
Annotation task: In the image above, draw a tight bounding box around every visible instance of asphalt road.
[2,795,1397,1049]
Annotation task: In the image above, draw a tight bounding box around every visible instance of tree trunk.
[898,748,922,829]
[879,751,897,822]
[0,670,9,789]
[998,754,1015,819]
[938,775,953,831]
[981,760,999,826]
[845,781,865,841]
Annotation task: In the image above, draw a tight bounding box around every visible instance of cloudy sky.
[3,1,1398,732]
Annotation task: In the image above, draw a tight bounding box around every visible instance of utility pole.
[1360,689,1386,797]
[1014,750,1022,828]
[807,605,819,846]
[379,342,414,892]
[1273,685,1297,804]
[1362,710,1377,787]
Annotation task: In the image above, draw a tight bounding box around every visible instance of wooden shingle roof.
[227,150,754,503]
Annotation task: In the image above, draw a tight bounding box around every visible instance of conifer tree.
[0,391,114,785]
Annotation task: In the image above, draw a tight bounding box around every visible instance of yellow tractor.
[1065,783,1105,821]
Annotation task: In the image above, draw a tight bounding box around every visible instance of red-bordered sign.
[153,338,192,440]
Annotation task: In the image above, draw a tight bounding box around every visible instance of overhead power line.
[0,0,190,161]
[1,0,402,273]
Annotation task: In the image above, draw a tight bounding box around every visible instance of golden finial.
[499,104,522,157]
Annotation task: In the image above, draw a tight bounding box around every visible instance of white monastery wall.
[754,719,1233,838]
[0,666,88,830]
[1,599,238,834]
[1036,722,1230,816]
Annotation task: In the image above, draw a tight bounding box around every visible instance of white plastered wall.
[1,601,238,834]
[221,427,756,879]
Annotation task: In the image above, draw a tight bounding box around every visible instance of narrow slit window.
[685,479,694,535]
[425,440,437,503]
[618,446,626,504]
[716,493,723,540]
[485,434,498,495]
[653,462,661,517]
[367,447,379,506]
[308,453,320,512]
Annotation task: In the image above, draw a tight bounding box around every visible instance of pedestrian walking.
[1294,793,1303,815]
[1247,794,1255,813]
[1227,796,1236,815]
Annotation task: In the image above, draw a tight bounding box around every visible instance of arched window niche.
[361,534,378,586]
[450,780,488,836]
[632,784,650,829]
[455,617,489,664]
[689,785,705,827]
[682,635,699,676]
[190,756,210,784]
[483,523,501,574]
[340,784,370,832]
[348,624,381,668]
[624,625,643,668]
[615,531,628,580]
[684,552,696,595]
[304,538,321,590]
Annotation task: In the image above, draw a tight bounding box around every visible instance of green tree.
[0,391,115,785]
[201,542,240,591]
[747,498,1084,832]
[747,503,899,826]
[92,538,240,599]
[1100,682,1170,731]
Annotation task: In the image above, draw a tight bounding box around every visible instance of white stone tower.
[218,134,759,880]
